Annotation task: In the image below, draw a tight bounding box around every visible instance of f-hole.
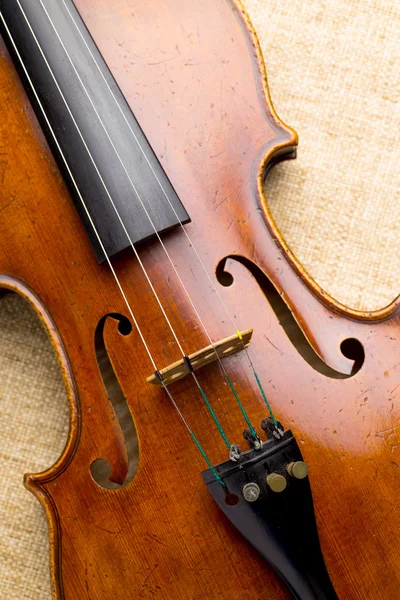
[216,256,365,378]
[91,313,139,489]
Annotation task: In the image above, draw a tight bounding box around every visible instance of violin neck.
[0,0,189,262]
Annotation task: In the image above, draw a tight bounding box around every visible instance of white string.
[14,0,191,358]
[42,0,268,433]
[2,2,235,451]
[42,0,241,384]
[0,8,207,449]
[0,10,158,371]
[31,0,241,422]
[6,0,271,447]
[59,0,261,376]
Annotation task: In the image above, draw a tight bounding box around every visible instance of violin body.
[0,0,399,598]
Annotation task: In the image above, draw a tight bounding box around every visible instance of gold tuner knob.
[287,461,309,480]
[266,473,287,493]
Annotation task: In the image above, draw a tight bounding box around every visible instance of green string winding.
[254,371,278,426]
[197,384,231,449]
[190,432,225,487]
[225,374,257,438]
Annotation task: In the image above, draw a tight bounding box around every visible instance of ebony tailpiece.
[202,430,339,600]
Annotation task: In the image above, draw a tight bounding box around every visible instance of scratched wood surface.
[0,0,399,598]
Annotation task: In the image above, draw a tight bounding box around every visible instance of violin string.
[34,0,253,442]
[42,0,258,439]
[0,8,225,486]
[60,0,277,428]
[14,0,231,449]
[0,12,156,370]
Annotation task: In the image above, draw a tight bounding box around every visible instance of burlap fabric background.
[1,1,399,598]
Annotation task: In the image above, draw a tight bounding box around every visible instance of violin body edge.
[0,276,79,599]
[230,2,400,322]
[0,0,399,598]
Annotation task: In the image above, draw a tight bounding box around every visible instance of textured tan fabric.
[0,1,399,598]
[0,296,69,599]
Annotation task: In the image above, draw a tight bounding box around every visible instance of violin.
[0,0,399,598]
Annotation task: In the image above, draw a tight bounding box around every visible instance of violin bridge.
[146,329,253,386]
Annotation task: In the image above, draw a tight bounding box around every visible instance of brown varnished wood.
[0,0,399,598]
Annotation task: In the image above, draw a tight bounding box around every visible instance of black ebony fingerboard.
[0,0,189,262]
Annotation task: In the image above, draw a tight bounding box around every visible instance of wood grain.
[0,0,399,598]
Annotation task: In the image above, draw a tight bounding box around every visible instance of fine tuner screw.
[266,473,287,493]
[242,482,261,502]
[287,461,309,480]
